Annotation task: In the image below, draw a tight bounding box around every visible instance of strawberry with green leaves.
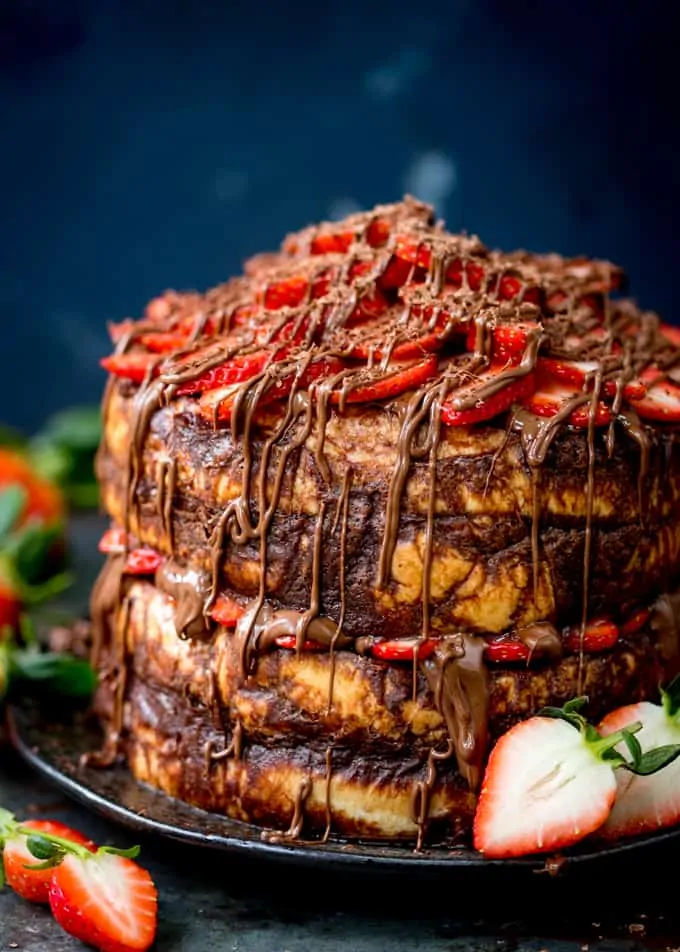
[0,812,96,902]
[0,808,158,952]
[473,697,680,858]
[597,675,680,839]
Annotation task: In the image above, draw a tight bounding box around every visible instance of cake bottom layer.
[81,577,680,845]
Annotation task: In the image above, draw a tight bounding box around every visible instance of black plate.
[8,698,680,875]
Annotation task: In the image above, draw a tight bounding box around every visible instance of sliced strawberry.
[203,355,345,422]
[310,232,354,255]
[659,323,680,349]
[539,357,600,387]
[138,332,189,354]
[175,347,280,397]
[366,218,391,247]
[124,548,164,576]
[473,698,680,858]
[346,307,457,361]
[274,635,327,652]
[564,618,619,654]
[378,255,414,289]
[620,607,650,636]
[49,851,158,952]
[100,352,159,383]
[483,635,531,664]
[441,369,536,427]
[1,820,96,904]
[394,238,486,290]
[98,527,129,554]
[108,319,136,344]
[209,595,246,627]
[370,637,436,662]
[522,379,612,427]
[466,321,540,364]
[263,275,309,311]
[495,275,541,304]
[538,357,646,401]
[330,355,437,405]
[628,369,680,423]
[598,677,680,839]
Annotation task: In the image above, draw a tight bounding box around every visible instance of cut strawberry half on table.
[330,355,438,405]
[466,321,540,364]
[564,618,619,654]
[522,378,612,427]
[441,369,536,427]
[483,635,531,664]
[598,675,680,839]
[49,850,158,952]
[209,595,246,627]
[1,819,96,904]
[100,352,161,383]
[370,637,437,662]
[627,369,680,422]
[473,697,680,858]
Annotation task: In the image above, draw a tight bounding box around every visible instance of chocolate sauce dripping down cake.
[84,197,680,847]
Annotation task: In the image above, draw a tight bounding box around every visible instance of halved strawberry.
[522,378,612,427]
[1,819,96,904]
[330,355,437,405]
[370,637,436,662]
[274,635,327,652]
[100,352,159,383]
[483,635,531,664]
[564,618,619,654]
[309,232,354,255]
[466,321,540,364]
[0,578,19,633]
[394,237,486,290]
[473,697,680,858]
[628,369,680,422]
[209,595,246,627]
[598,676,680,839]
[378,255,414,289]
[440,369,536,428]
[49,850,158,952]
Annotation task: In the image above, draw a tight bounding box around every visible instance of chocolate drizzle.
[87,197,680,848]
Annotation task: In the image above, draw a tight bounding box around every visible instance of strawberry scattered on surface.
[597,675,680,840]
[0,807,158,952]
[473,697,680,859]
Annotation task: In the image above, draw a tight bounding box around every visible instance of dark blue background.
[1,0,678,432]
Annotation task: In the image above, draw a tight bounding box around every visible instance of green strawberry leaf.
[12,650,96,698]
[4,521,63,585]
[0,486,26,542]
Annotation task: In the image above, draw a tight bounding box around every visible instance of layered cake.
[86,197,680,848]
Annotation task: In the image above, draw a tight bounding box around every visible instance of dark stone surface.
[2,522,680,950]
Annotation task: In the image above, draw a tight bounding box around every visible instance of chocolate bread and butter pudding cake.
[87,197,680,848]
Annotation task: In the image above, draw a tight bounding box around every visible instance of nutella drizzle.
[87,197,680,849]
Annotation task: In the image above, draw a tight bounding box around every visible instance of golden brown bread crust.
[96,382,680,637]
[90,579,672,841]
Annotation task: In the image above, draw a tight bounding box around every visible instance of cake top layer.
[101,196,680,449]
